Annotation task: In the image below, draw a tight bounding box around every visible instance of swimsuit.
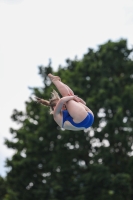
[62,110,94,129]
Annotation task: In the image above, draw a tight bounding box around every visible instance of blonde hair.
[35,90,60,114]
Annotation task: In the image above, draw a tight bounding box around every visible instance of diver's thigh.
[66,100,87,120]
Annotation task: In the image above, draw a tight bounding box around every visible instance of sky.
[0,0,133,177]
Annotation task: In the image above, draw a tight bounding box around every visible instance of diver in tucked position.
[35,73,94,131]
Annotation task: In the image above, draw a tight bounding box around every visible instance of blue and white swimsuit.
[62,110,94,128]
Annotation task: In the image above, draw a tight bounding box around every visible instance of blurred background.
[0,0,133,199]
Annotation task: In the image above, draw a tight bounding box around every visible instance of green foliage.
[4,39,133,199]
[3,189,18,200]
[112,173,131,200]
[0,176,7,200]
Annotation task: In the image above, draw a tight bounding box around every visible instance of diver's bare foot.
[48,73,61,81]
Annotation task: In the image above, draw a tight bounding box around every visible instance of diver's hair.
[50,89,60,102]
[36,90,60,114]
[49,90,60,114]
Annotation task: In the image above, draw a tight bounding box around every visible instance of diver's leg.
[48,73,74,96]
[48,73,86,104]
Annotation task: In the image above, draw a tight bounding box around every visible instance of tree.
[0,176,7,200]
[4,39,133,200]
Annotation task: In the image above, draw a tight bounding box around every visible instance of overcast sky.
[0,0,133,177]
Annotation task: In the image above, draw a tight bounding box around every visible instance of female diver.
[35,74,94,131]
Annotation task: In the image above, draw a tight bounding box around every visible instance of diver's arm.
[54,96,78,115]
